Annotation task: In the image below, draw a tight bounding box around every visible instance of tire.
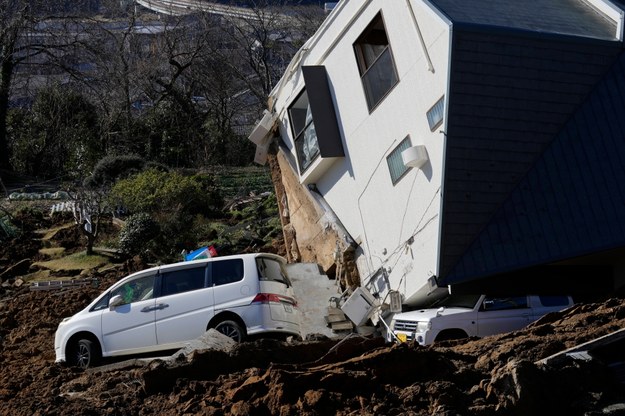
[214,320,246,342]
[69,338,101,369]
[435,329,468,343]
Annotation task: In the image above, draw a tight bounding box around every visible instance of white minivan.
[55,253,300,368]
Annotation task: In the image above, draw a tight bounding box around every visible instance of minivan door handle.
[141,303,169,312]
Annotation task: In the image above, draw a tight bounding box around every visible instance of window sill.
[299,155,342,185]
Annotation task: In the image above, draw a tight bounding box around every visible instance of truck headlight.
[416,321,431,332]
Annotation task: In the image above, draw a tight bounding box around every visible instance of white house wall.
[271,0,452,306]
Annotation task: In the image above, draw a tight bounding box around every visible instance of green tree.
[111,168,222,217]
[111,168,223,260]
[118,212,160,257]
[84,154,147,188]
[142,98,205,168]
[9,86,100,179]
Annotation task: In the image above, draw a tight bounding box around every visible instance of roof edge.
[585,0,625,40]
[451,20,624,44]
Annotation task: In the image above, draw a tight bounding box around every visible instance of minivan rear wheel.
[215,320,246,342]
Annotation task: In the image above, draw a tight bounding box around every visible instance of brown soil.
[1,212,625,415]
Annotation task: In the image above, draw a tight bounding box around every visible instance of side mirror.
[109,294,124,310]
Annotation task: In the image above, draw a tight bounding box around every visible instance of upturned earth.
[1,206,625,415]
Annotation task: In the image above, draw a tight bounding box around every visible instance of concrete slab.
[286,262,343,339]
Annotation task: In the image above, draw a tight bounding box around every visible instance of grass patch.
[33,251,109,272]
[20,270,51,282]
[215,166,273,199]
[36,223,74,241]
[39,247,66,258]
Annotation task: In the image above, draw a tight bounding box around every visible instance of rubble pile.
[0,213,624,415]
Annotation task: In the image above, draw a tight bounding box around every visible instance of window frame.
[387,136,412,185]
[427,96,445,131]
[288,89,321,174]
[353,11,399,112]
[160,265,208,297]
[209,258,245,287]
[480,296,529,311]
[110,274,157,305]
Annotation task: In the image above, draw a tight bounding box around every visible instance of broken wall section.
[267,149,360,290]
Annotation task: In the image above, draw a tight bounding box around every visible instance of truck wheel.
[435,329,468,343]
[69,338,101,369]
[214,320,246,342]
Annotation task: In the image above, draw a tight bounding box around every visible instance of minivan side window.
[92,294,111,311]
[212,259,244,286]
[161,266,206,296]
[256,257,291,287]
[111,275,156,305]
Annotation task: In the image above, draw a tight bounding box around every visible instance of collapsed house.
[248,0,625,315]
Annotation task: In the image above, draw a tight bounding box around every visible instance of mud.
[1,212,625,415]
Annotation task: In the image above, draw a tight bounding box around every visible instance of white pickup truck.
[390,294,574,345]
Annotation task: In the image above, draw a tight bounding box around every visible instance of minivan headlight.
[58,317,71,326]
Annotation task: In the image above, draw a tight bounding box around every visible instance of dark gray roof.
[430,0,619,40]
[438,26,623,285]
[441,48,625,286]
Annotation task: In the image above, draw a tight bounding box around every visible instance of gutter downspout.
[406,0,435,73]
[435,18,454,288]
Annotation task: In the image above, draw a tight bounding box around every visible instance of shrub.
[111,169,224,261]
[0,213,17,242]
[118,213,160,257]
[84,154,147,188]
[110,168,223,217]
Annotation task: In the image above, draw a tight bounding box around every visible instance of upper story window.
[289,90,320,173]
[288,66,345,181]
[354,12,398,111]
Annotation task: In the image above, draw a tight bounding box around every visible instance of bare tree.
[68,186,108,256]
[195,2,324,103]
[3,1,325,173]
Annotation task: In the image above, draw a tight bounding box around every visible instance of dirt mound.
[1,207,625,415]
[1,273,625,415]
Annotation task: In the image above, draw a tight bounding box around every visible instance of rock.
[172,329,237,358]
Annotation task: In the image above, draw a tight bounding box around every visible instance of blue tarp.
[185,246,217,261]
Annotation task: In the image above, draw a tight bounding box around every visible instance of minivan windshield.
[256,257,291,287]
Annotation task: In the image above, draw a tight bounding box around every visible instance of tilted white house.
[250,0,625,310]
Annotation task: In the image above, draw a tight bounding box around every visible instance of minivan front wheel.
[69,338,101,369]
[214,320,246,342]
